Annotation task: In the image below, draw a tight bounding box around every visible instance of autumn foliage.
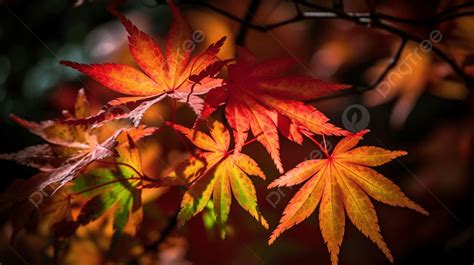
[0,2,429,265]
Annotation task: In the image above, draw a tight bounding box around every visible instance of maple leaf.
[0,90,158,242]
[268,130,428,265]
[167,120,268,238]
[65,135,144,251]
[201,47,351,173]
[60,2,227,125]
[0,89,158,193]
[0,144,55,171]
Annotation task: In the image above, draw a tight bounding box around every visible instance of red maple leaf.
[60,2,227,125]
[201,47,351,173]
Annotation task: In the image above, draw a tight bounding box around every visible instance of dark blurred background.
[1,0,474,264]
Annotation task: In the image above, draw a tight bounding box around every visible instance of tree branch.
[235,0,261,45]
[143,210,179,252]
[368,37,408,91]
[182,0,473,94]
[312,37,408,101]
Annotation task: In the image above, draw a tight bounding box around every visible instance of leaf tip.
[268,235,276,245]
[358,129,370,136]
[9,114,35,129]
[59,60,81,70]
[219,229,226,239]
[396,150,408,157]
[340,84,352,89]
[276,164,285,174]
[77,88,86,96]
[267,181,278,189]
[415,205,429,216]
[176,215,187,228]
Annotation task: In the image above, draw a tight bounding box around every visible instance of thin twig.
[367,37,408,91]
[302,131,330,158]
[184,1,474,29]
[297,0,471,83]
[95,160,159,183]
[310,37,407,102]
[376,22,469,81]
[183,0,473,87]
[235,0,262,45]
[143,210,179,252]
[68,177,142,197]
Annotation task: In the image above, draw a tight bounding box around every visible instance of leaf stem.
[94,160,158,183]
[235,0,261,45]
[172,98,177,123]
[68,177,142,198]
[184,0,474,88]
[227,136,259,155]
[303,131,330,158]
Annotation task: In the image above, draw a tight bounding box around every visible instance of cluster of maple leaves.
[0,2,428,265]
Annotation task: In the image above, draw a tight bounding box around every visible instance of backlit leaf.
[268,130,428,265]
[170,120,268,236]
[61,2,228,126]
[206,48,350,173]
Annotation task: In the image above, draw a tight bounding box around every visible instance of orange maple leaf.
[60,2,227,123]
[202,47,351,173]
[268,130,428,265]
[167,120,268,238]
